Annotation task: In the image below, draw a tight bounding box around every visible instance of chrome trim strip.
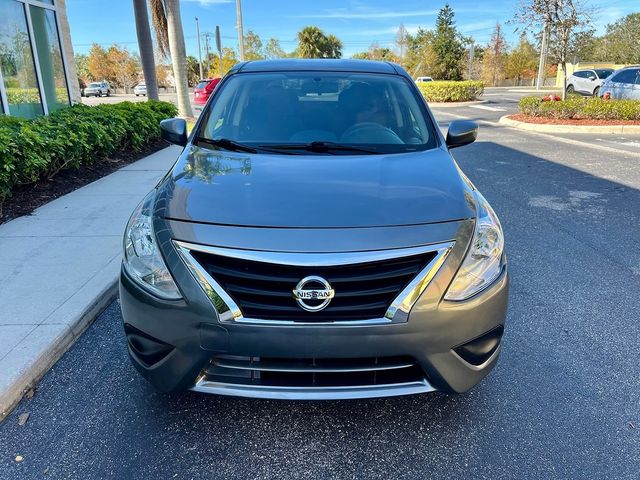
[212,358,416,373]
[173,241,453,267]
[174,244,242,321]
[190,377,436,400]
[174,240,454,325]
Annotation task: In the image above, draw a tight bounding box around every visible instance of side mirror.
[446,120,478,149]
[588,75,596,81]
[160,118,188,146]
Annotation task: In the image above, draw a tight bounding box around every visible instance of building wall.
[56,0,80,104]
[0,0,77,116]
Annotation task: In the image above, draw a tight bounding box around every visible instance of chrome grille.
[190,250,437,322]
[204,355,426,388]
[174,241,454,324]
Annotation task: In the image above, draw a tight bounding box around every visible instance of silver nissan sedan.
[120,59,508,400]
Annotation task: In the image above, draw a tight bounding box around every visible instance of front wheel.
[593,86,600,97]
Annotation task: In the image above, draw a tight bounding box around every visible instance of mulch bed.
[0,139,168,226]
[508,114,640,126]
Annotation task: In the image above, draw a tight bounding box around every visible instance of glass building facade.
[0,0,73,118]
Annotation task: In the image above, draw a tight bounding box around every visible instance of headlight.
[445,192,504,301]
[123,192,182,299]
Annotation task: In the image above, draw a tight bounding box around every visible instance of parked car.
[598,66,640,100]
[415,76,433,83]
[120,59,508,400]
[566,68,614,96]
[134,83,147,96]
[84,81,110,97]
[194,78,221,105]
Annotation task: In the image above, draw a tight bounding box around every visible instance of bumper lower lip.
[190,376,435,400]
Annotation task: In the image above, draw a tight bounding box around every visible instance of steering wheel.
[340,122,404,144]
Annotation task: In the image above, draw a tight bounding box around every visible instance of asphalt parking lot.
[1,93,639,479]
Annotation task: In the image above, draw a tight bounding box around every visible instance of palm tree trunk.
[165,0,193,117]
[133,0,159,100]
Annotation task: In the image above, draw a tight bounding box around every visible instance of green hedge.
[0,101,177,215]
[519,96,640,120]
[417,80,484,103]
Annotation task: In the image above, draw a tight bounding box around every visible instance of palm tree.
[149,0,193,117]
[297,26,342,59]
[133,0,159,100]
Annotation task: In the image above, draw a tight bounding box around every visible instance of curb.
[506,89,561,93]
[0,276,118,421]
[499,115,640,134]
[428,100,487,108]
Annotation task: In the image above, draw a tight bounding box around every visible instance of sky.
[66,0,639,59]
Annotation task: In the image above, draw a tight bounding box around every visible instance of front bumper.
[119,220,509,399]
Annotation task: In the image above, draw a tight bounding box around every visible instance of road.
[1,94,639,479]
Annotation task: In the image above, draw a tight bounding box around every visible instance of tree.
[505,36,538,85]
[149,0,193,117]
[597,13,640,64]
[156,64,170,87]
[296,26,342,59]
[133,0,158,100]
[74,53,90,82]
[244,30,264,60]
[567,29,599,63]
[352,43,399,62]
[325,35,343,58]
[515,0,592,99]
[482,23,508,86]
[107,45,140,92]
[404,28,437,77]
[396,24,408,60]
[86,44,111,81]
[186,56,200,86]
[432,4,465,80]
[207,48,238,77]
[265,38,286,59]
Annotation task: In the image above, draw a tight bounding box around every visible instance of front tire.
[593,86,600,97]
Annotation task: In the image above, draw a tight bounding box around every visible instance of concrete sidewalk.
[0,145,181,419]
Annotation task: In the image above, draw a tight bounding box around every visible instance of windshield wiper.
[195,137,258,154]
[259,141,381,154]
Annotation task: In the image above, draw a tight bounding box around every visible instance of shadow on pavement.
[1,140,639,479]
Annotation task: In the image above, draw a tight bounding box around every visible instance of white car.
[415,76,433,83]
[84,81,110,97]
[566,69,614,96]
[134,83,147,97]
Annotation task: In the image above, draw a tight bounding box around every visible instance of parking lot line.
[469,105,508,112]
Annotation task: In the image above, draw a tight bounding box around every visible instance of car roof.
[230,59,401,75]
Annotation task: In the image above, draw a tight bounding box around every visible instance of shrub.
[0,100,177,216]
[417,81,484,103]
[518,96,640,120]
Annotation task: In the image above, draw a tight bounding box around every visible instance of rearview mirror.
[160,118,188,146]
[446,120,478,149]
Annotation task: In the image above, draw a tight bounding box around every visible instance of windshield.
[197,72,437,154]
[595,69,614,79]
[89,83,100,87]
[196,81,209,89]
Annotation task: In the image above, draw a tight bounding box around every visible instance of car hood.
[156,145,475,228]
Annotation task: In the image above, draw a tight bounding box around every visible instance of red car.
[194,78,221,106]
